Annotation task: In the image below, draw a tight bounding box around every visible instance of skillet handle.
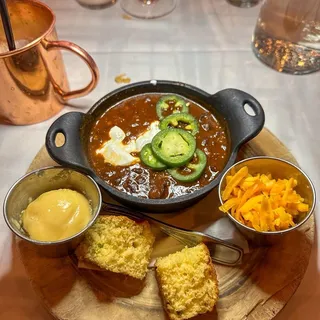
[210,89,265,148]
[45,112,91,174]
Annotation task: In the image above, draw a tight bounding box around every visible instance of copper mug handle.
[41,39,99,100]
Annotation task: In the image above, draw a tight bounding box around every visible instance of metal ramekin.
[218,157,316,245]
[3,166,102,257]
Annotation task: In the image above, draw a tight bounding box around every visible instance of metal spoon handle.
[101,202,243,266]
[102,202,203,237]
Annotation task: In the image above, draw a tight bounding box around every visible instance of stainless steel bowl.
[3,166,102,257]
[218,157,316,245]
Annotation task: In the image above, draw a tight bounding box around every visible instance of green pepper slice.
[151,128,196,167]
[156,95,189,120]
[140,143,167,170]
[160,113,199,136]
[168,149,207,182]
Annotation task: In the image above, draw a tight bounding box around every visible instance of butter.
[22,189,91,242]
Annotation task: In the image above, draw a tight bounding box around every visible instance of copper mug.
[0,0,99,125]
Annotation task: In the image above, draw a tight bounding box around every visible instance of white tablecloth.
[0,0,319,319]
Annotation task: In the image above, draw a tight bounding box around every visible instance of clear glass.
[226,0,261,8]
[121,0,176,19]
[252,0,320,74]
[76,0,117,9]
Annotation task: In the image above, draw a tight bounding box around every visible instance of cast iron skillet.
[46,80,265,212]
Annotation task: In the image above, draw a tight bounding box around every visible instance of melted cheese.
[22,189,92,242]
[97,121,160,166]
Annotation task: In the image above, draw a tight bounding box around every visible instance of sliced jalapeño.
[168,149,207,182]
[140,143,167,170]
[160,113,199,136]
[151,128,196,167]
[156,95,189,120]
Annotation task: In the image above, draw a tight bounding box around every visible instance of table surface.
[0,0,319,319]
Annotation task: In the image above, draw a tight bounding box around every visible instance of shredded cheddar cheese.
[219,166,309,232]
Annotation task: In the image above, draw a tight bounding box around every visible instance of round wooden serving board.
[16,128,314,320]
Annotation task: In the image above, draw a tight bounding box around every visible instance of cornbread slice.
[76,215,155,280]
[155,243,219,320]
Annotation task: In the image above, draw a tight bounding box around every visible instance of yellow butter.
[22,189,91,241]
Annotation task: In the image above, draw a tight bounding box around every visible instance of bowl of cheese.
[218,157,316,245]
[3,166,102,257]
